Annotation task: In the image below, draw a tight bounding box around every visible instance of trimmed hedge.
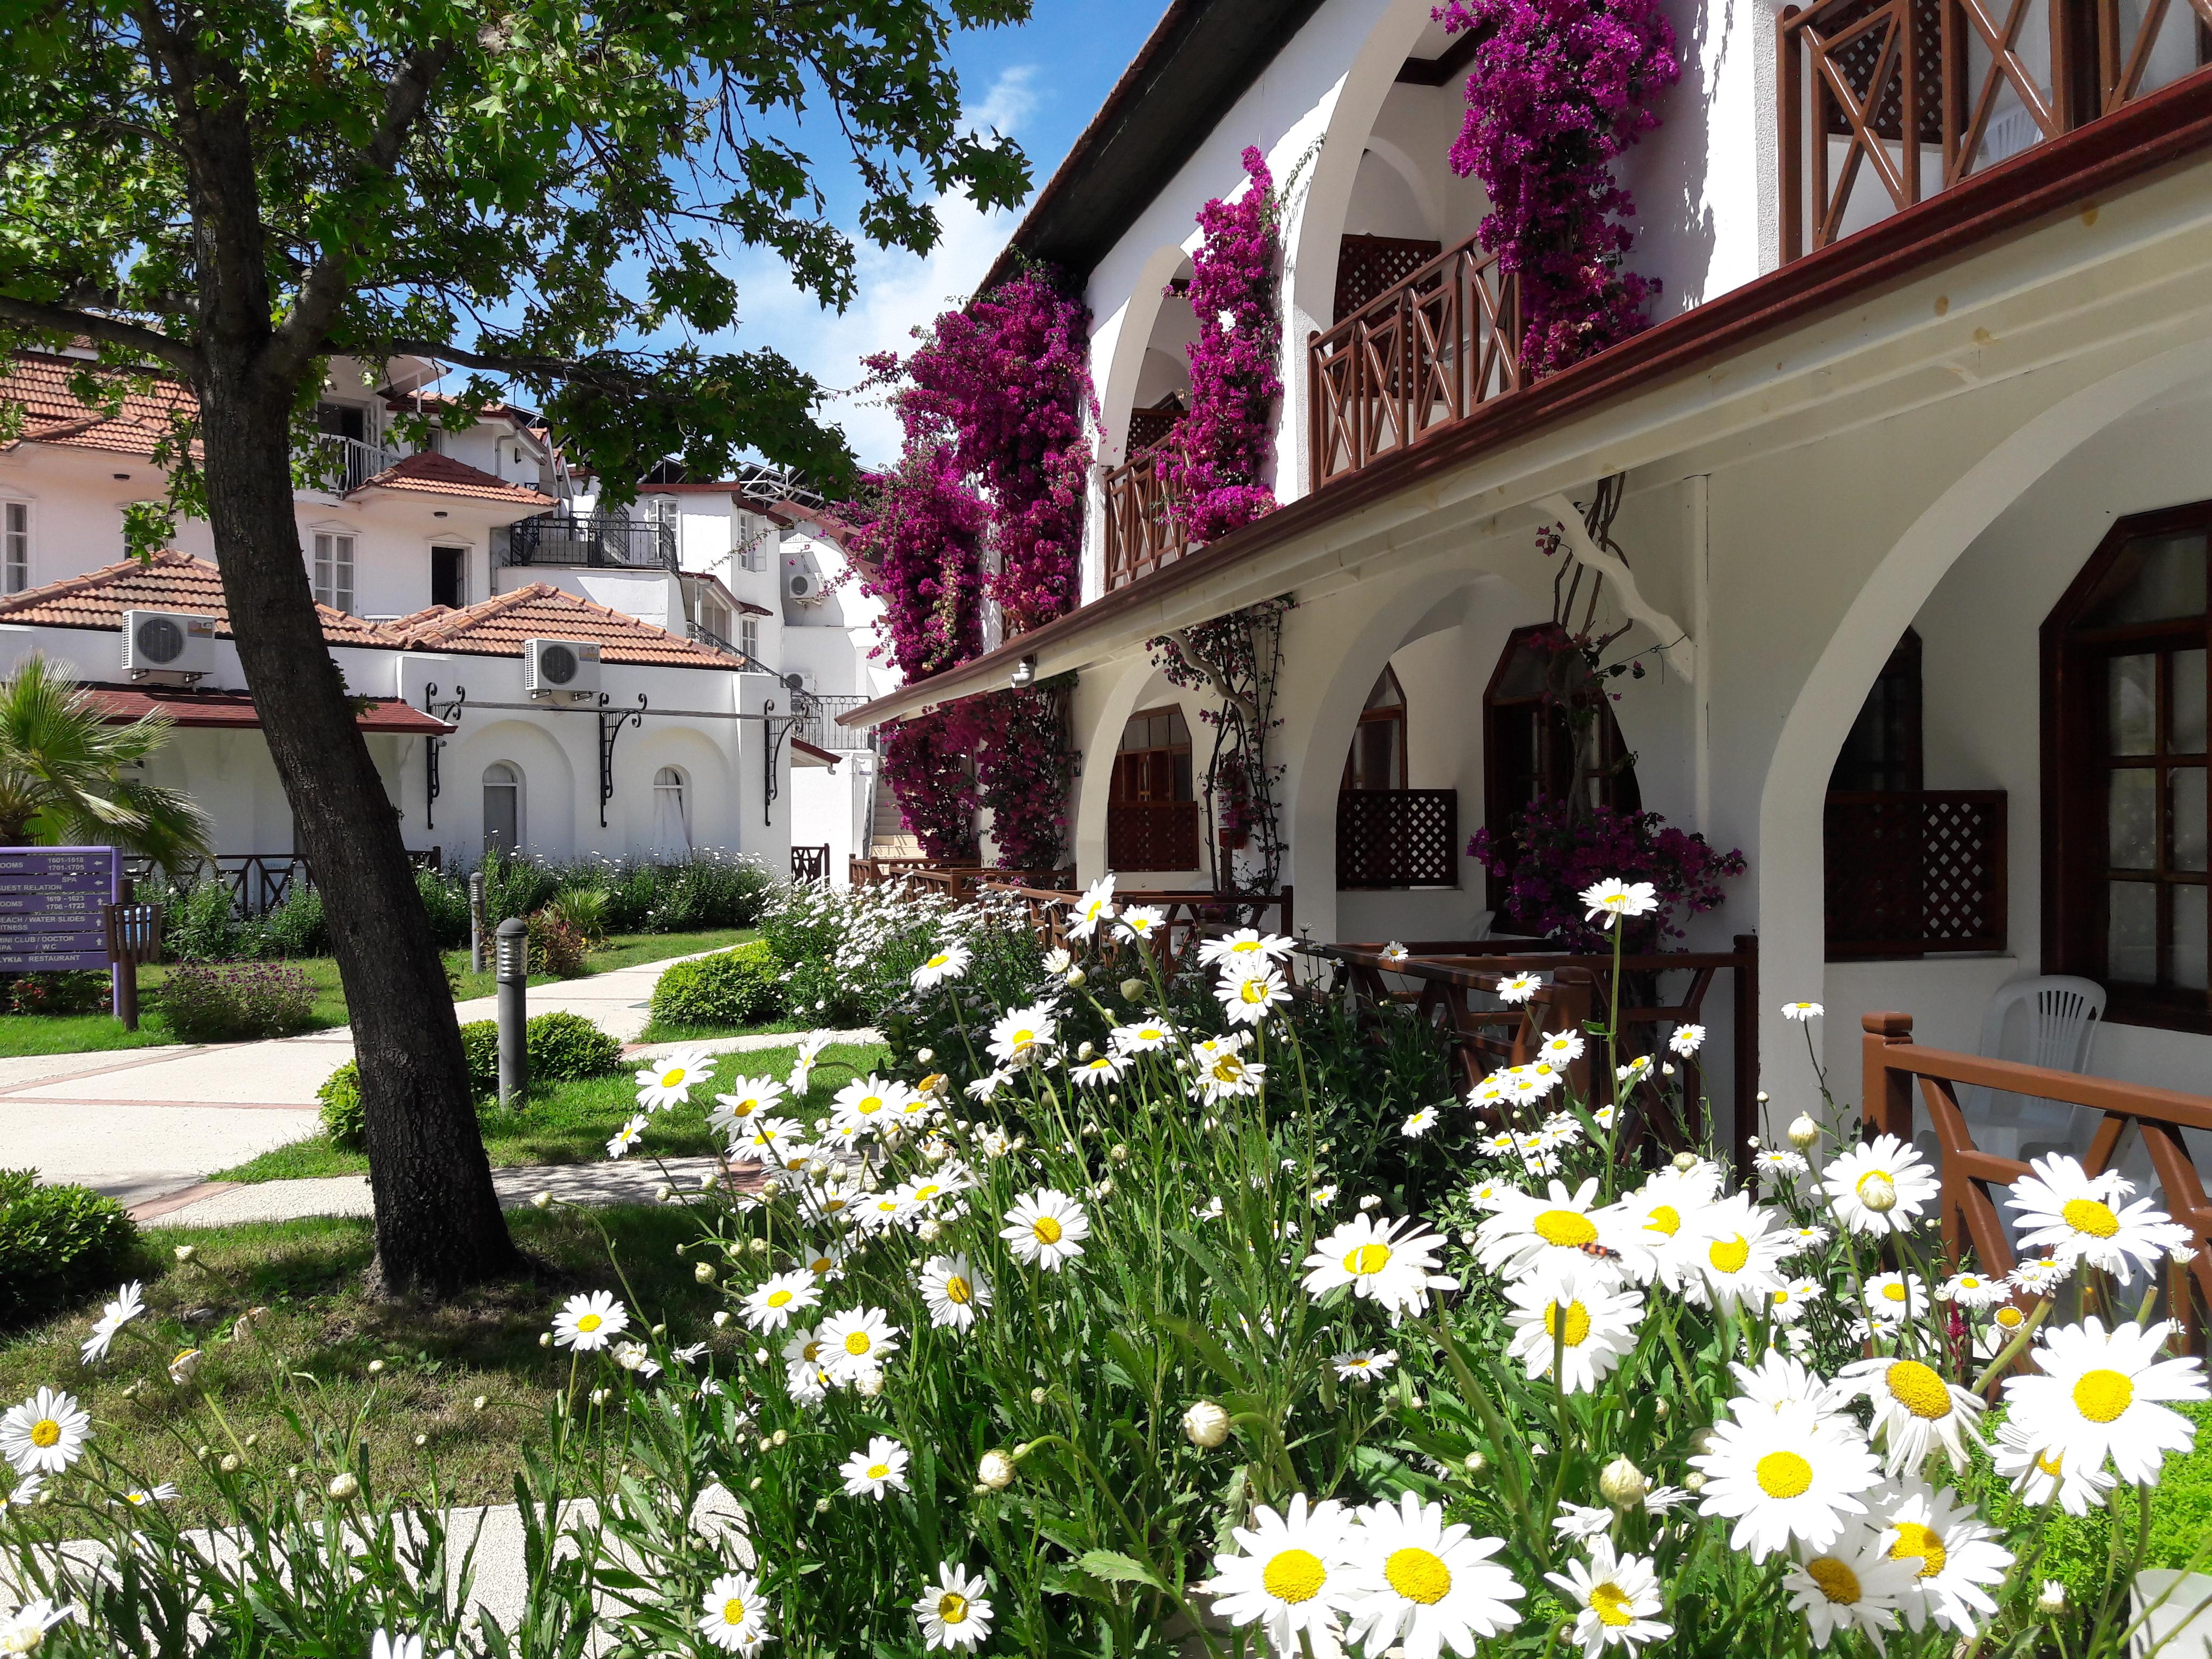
[0,1169,140,1329]
[648,940,782,1032]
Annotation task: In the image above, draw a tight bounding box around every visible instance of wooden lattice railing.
[1779,0,2212,257]
[1106,800,1202,873]
[1862,1011,2212,1350]
[1308,230,1522,487]
[1825,789,2007,958]
[983,881,1294,977]
[1336,789,1459,890]
[1315,937,1760,1171]
[1102,441,1191,592]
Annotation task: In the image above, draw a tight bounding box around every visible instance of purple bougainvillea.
[1469,794,1744,952]
[1438,0,1680,377]
[880,709,981,863]
[1162,146,1282,543]
[846,444,987,684]
[968,686,1074,871]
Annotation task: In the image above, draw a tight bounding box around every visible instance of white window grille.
[312,532,356,613]
[3,502,27,594]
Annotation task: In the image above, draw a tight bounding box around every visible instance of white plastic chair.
[1950,976,2106,1165]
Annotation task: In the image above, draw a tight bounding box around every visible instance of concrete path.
[144,1154,733,1229]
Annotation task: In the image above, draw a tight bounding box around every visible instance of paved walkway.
[3,950,875,1216]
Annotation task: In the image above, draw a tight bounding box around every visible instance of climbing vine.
[1147,596,1292,895]
[1438,0,1680,377]
[878,711,981,863]
[847,445,987,682]
[968,676,1077,872]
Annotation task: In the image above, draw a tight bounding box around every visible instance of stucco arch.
[455,718,578,862]
[1351,134,1446,242]
[1754,333,2212,1095]
[632,726,735,856]
[1071,654,1182,882]
[1095,244,1202,472]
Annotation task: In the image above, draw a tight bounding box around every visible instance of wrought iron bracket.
[764,697,790,826]
[597,692,647,828]
[421,683,467,829]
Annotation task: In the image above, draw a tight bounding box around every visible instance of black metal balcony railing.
[502,513,677,571]
[685,620,779,676]
[791,694,878,753]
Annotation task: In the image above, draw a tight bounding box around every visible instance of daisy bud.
[2037,1581,2066,1615]
[196,1446,211,1461]
[174,1245,196,1264]
[854,1368,885,1399]
[806,1158,831,1178]
[1462,1451,1488,1475]
[761,1180,782,1199]
[695,1262,716,1283]
[700,1172,718,1191]
[652,1324,667,1337]
[221,1454,240,1473]
[916,1048,935,1064]
[367,1359,385,1376]
[1078,1042,1095,1061]
[816,1496,833,1512]
[244,1433,258,1447]
[1120,979,1147,1001]
[655,1184,675,1203]
[1030,1387,1048,1406]
[1558,1625,1576,1643]
[1065,968,1085,988]
[413,1433,428,1448]
[1095,1178,1115,1198]
[590,1388,608,1406]
[1661,1062,1676,1077]
[1183,1400,1231,1448]
[749,1478,763,1491]
[1859,1173,1899,1213]
[917,1219,943,1243]
[1757,1090,1770,1103]
[749,1236,771,1255]
[288,1466,298,1478]
[532,1191,553,1210]
[713,1311,731,1328]
[759,1436,775,1453]
[540,1333,552,1348]
[1358,1195,1382,1211]
[1653,1399,1670,1421]
[1109,1144,1130,1164]
[1599,1456,1648,1511]
[1788,1114,1820,1150]
[1671,1152,1698,1172]
[772,1429,789,1446]
[472,1396,487,1411]
[753,1349,771,1365]
[327,1473,359,1500]
[1683,1471,1706,1493]
[978,1451,1015,1489]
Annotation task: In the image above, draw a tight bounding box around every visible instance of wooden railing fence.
[982,882,1294,978]
[1101,442,1191,592]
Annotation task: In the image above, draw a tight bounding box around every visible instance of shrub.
[416,865,473,950]
[648,940,781,1031]
[160,878,242,963]
[6,970,113,1016]
[546,885,611,945]
[526,908,590,978]
[158,961,318,1042]
[460,1018,500,1093]
[318,1059,364,1149]
[0,1168,140,1328]
[253,885,328,958]
[527,1009,623,1081]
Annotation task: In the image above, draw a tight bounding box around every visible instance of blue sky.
[720,0,1168,465]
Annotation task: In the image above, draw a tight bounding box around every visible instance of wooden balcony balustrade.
[982,881,1294,977]
[1337,788,1459,890]
[1825,789,2007,958]
[1107,799,1202,873]
[790,843,831,883]
[1778,0,2212,257]
[1307,231,1523,488]
[1101,440,1191,593]
[1863,1010,2212,1355]
[1314,937,1761,1172]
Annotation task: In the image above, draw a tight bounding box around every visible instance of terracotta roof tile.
[395,583,734,669]
[0,550,401,647]
[0,351,197,461]
[354,451,555,507]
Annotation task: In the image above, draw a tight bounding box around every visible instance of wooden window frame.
[2042,500,2212,1033]
[1342,664,1409,792]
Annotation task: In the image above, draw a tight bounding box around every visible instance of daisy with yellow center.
[1873,1479,2016,1634]
[815,1306,901,1384]
[1303,1213,1457,1318]
[1989,1416,2116,1515]
[0,1387,89,1475]
[1503,1268,1643,1393]
[910,943,971,990]
[1000,1189,1090,1271]
[839,1434,909,1500]
[1475,1177,1649,1286]
[1688,1398,1881,1560]
[699,1571,769,1654]
[915,1563,995,1651]
[550,1290,630,1352]
[1200,1494,1359,1657]
[918,1254,992,1331]
[1837,1354,1986,1473]
[1198,1050,1266,1102]
[1346,1492,1525,1659]
[633,1047,715,1111]
[740,1270,820,1333]
[2005,1153,2192,1286]
[1820,1133,1938,1235]
[1783,1526,1913,1650]
[708,1076,786,1137]
[1999,1315,2209,1488]
[1545,1537,1669,1657]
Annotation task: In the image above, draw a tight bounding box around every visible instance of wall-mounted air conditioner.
[787,570,824,604]
[524,638,602,701]
[121,610,218,682]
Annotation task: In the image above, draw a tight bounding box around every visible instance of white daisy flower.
[1727,1350,1851,1424]
[636,1047,716,1111]
[1580,879,1658,928]
[816,1306,901,1384]
[118,1482,177,1507]
[1785,1223,1832,1253]
[2000,1316,2209,1486]
[1753,1148,1809,1180]
[1345,1491,1525,1659]
[78,1281,145,1367]
[1303,1213,1458,1318]
[781,1328,831,1404]
[986,1004,1058,1067]
[1862,1271,1929,1326]
[915,1562,994,1650]
[1200,1493,1359,1657]
[2005,1154,2191,1286]
[1196,928,1296,970]
[1311,1183,1340,1207]
[741,1271,821,1333]
[1784,1526,1914,1650]
[1070,1053,1127,1089]
[1690,1399,1882,1560]
[1110,1020,1174,1053]
[1475,1178,1650,1286]
[1001,1189,1090,1270]
[1504,1268,1643,1394]
[0,1603,76,1653]
[830,1074,908,1136]
[1820,1133,1938,1235]
[1616,1164,1718,1289]
[1989,1414,2115,1514]
[1196,1049,1266,1102]
[700,1570,770,1652]
[1537,1029,1587,1064]
[1768,1277,1824,1325]
[1781,1000,1825,1021]
[1379,941,1411,965]
[1117,905,1167,941]
[0,1387,90,1475]
[1545,1538,1670,1656]
[709,1077,787,1134]
[1551,1503,1615,1542]
[1332,1349,1398,1385]
[1066,875,1118,939]
[965,1070,1014,1103]
[1668,1023,1705,1056]
[2010,1255,2072,1296]
[1836,1355,1986,1474]
[840,1434,910,1500]
[729,1116,803,1164]
[1938,1271,2007,1308]
[1477,1131,1518,1158]
[1975,1301,2034,1358]
[1400,1107,1439,1139]
[1677,1192,1791,1312]
[1873,1478,2015,1634]
[1496,972,1543,1005]
[605,1114,650,1159]
[550,1291,630,1352]
[918,1254,992,1331]
[910,944,971,990]
[1216,968,1292,1025]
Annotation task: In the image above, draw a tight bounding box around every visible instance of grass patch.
[0,1011,186,1057]
[635,1012,819,1045]
[210,1041,890,1183]
[0,1205,733,1518]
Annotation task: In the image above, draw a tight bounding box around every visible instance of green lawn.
[0,929,748,1058]
[0,1205,731,1518]
[212,1040,888,1182]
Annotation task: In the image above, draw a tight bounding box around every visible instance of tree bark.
[174,42,521,1295]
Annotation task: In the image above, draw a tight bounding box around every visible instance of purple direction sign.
[0,847,119,972]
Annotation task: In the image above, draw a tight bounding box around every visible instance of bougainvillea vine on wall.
[878,709,982,863]
[846,444,987,683]
[967,679,1077,872]
[1163,146,1283,544]
[1438,0,1680,378]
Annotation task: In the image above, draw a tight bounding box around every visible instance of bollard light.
[496,916,529,1107]
[469,870,489,974]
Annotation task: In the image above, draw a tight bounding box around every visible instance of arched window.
[653,766,693,863]
[1482,626,1640,831]
[1341,665,1408,791]
[2044,504,2210,1029]
[1108,706,1198,871]
[482,762,521,858]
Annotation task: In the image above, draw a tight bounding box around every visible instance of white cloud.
[728,65,1041,467]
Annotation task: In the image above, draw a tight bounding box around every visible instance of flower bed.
[4,874,2208,1657]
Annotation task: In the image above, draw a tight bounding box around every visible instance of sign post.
[0,846,121,976]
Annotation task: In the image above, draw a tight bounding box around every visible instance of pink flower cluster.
[968,686,1073,870]
[1438,0,1680,377]
[846,445,987,682]
[1161,147,1281,542]
[880,710,981,862]
[1469,795,1744,951]
[898,267,1093,634]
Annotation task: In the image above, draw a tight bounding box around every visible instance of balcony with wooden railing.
[1102,440,1191,593]
[1778,0,2212,258]
[1825,789,2007,958]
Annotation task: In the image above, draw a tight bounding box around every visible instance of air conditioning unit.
[524,638,602,700]
[121,610,218,681]
[787,571,824,604]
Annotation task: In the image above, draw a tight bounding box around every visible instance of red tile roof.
[0,551,401,647]
[79,685,452,734]
[0,351,197,461]
[393,583,734,669]
[354,451,555,507]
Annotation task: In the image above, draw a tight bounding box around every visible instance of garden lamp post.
[496,916,528,1107]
